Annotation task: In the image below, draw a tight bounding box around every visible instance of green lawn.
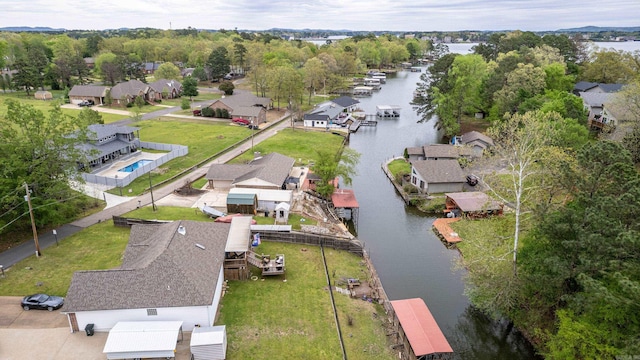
[0,206,394,359]
[388,158,411,177]
[231,128,346,166]
[0,220,130,296]
[112,119,250,195]
[218,241,394,360]
[253,213,318,230]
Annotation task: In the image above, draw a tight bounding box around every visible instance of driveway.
[0,296,193,360]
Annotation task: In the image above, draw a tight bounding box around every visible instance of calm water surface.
[347,69,539,359]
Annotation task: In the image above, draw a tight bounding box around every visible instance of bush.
[201,107,215,117]
[180,98,190,110]
[219,81,235,95]
[126,102,133,108]
[220,108,230,118]
[215,108,223,118]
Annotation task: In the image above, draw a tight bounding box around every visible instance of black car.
[21,294,64,311]
[466,174,479,186]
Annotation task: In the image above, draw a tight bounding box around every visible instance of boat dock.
[376,105,401,118]
[432,218,462,244]
[349,118,378,132]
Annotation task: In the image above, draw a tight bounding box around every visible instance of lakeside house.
[410,159,466,194]
[205,152,295,190]
[61,220,232,333]
[205,93,271,124]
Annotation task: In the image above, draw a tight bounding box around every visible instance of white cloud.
[1,0,638,31]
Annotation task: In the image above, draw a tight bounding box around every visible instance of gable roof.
[574,81,624,94]
[110,79,148,100]
[62,220,231,312]
[69,85,109,98]
[423,144,473,159]
[406,147,424,156]
[148,79,182,93]
[579,91,614,107]
[304,113,331,121]
[331,96,359,108]
[331,189,359,208]
[205,152,295,188]
[213,93,271,110]
[460,131,494,147]
[390,298,453,356]
[412,159,465,184]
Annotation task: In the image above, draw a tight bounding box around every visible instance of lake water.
[446,41,640,54]
[347,70,539,359]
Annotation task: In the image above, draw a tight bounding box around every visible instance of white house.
[61,220,232,333]
[410,159,466,194]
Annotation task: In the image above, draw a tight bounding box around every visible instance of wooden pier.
[349,118,378,132]
[432,218,462,244]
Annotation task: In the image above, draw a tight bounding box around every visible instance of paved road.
[0,109,292,270]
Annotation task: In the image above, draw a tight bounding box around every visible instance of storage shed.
[34,90,53,100]
[226,193,257,215]
[190,325,227,360]
[275,202,290,224]
[103,321,183,360]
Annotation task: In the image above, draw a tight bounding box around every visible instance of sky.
[2,0,639,32]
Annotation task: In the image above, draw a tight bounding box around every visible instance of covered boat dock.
[444,192,503,219]
[390,298,453,359]
[331,189,359,231]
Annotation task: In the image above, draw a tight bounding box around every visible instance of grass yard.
[0,205,394,359]
[231,128,346,166]
[388,158,411,177]
[111,119,250,195]
[0,220,130,297]
[253,213,318,230]
[218,241,394,360]
[451,214,520,259]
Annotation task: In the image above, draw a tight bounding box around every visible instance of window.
[147,308,157,316]
[419,180,425,189]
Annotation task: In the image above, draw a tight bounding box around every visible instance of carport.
[103,321,183,359]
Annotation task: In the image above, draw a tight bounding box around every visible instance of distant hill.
[0,26,65,32]
[557,25,640,32]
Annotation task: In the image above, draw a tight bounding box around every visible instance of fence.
[253,230,363,255]
[82,142,188,188]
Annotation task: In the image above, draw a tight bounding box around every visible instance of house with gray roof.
[304,96,359,129]
[573,81,623,96]
[110,79,149,106]
[406,144,475,162]
[206,93,271,124]
[77,124,140,168]
[68,85,109,105]
[579,91,624,131]
[148,79,182,100]
[460,131,494,157]
[410,159,466,193]
[205,152,295,190]
[61,220,232,333]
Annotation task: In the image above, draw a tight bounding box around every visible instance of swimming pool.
[118,159,152,173]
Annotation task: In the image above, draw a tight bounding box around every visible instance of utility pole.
[148,172,157,212]
[24,183,41,257]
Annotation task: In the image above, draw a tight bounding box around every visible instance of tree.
[206,46,230,81]
[0,100,91,234]
[313,147,360,198]
[582,48,637,83]
[303,57,327,105]
[182,76,198,100]
[76,108,104,125]
[412,53,458,124]
[154,62,181,80]
[180,98,191,110]
[485,110,561,273]
[96,52,122,86]
[218,80,234,95]
[494,63,546,115]
[432,54,488,138]
[519,141,640,358]
[191,66,207,81]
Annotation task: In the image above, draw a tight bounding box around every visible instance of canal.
[346,69,539,359]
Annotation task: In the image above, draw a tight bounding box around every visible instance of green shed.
[226,193,257,215]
